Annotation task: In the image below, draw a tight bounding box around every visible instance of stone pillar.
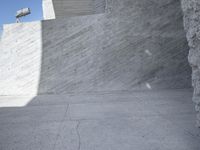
[181,0,200,127]
[43,0,56,20]
[43,0,106,18]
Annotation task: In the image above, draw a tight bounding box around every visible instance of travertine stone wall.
[0,0,192,95]
[38,0,191,94]
[0,22,42,95]
[43,0,56,20]
[43,0,106,19]
[181,0,200,127]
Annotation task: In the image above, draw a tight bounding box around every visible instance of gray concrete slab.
[78,118,200,150]
[0,121,77,150]
[0,89,199,150]
[0,105,68,124]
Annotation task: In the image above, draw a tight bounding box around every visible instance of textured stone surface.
[0,0,192,95]
[43,0,56,20]
[0,90,200,150]
[0,22,42,95]
[43,0,106,19]
[181,0,200,127]
[38,0,191,94]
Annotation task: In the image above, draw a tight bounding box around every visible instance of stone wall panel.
[181,0,200,127]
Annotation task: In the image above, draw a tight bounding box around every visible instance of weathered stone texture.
[0,0,191,95]
[43,0,56,20]
[181,0,200,127]
[0,22,42,95]
[38,0,191,94]
[43,0,106,19]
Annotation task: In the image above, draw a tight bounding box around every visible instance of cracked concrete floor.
[0,89,200,150]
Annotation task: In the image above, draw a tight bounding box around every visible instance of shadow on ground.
[0,89,200,149]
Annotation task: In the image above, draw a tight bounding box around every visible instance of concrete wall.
[38,0,191,94]
[0,22,42,95]
[181,0,200,127]
[43,0,106,19]
[43,0,56,20]
[0,0,191,95]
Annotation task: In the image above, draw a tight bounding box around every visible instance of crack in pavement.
[76,121,81,150]
[53,104,69,150]
[63,104,82,150]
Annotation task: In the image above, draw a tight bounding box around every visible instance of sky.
[0,0,43,35]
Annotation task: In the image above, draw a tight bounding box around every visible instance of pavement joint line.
[52,104,69,150]
[76,120,81,150]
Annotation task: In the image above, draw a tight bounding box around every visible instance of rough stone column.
[181,0,200,127]
[43,0,105,18]
[43,0,56,20]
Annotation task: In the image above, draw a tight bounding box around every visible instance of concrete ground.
[0,89,200,150]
